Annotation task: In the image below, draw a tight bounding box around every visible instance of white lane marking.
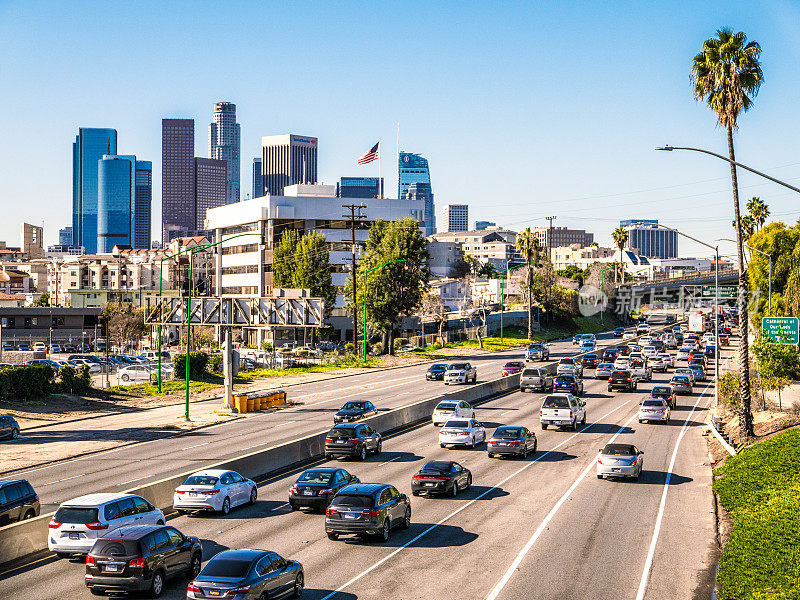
[378,457,401,467]
[181,441,212,451]
[117,474,151,486]
[272,420,296,428]
[271,502,290,511]
[500,409,515,416]
[290,374,421,402]
[319,397,636,600]
[634,382,712,600]
[40,474,84,486]
[484,410,640,600]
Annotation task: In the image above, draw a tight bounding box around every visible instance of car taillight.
[175,489,186,494]
[362,509,381,518]
[325,437,333,443]
[627,378,631,382]
[86,522,109,530]
[629,458,637,466]
[228,586,251,596]
[348,439,359,445]
[86,554,96,565]
[187,584,201,594]
[128,557,145,568]
[201,489,220,495]
[597,458,604,465]
[508,441,521,446]
[569,411,573,418]
[326,507,339,516]
[487,440,496,445]
[48,519,62,529]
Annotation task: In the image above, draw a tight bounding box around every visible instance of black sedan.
[426,363,448,380]
[334,400,378,424]
[553,374,584,396]
[411,461,472,497]
[289,468,360,511]
[324,423,382,460]
[188,549,303,600]
[487,426,537,459]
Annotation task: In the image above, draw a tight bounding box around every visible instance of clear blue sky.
[1,0,799,259]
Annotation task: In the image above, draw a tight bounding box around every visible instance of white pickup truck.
[539,394,586,431]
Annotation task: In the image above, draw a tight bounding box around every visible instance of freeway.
[0,333,720,600]
[2,331,620,514]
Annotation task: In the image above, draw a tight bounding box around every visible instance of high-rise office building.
[194,158,228,232]
[261,134,317,196]
[208,102,240,205]
[475,221,496,230]
[20,223,44,259]
[399,152,435,236]
[97,155,136,253]
[73,127,118,253]
[162,119,195,243]
[620,219,678,258]
[443,204,469,232]
[337,177,383,198]
[252,157,263,199]
[532,226,594,249]
[58,226,73,246]
[134,161,152,249]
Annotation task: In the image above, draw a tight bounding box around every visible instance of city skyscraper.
[443,204,469,232]
[252,157,263,199]
[58,226,73,246]
[193,158,227,232]
[620,219,678,258]
[162,119,195,242]
[97,155,136,253]
[399,152,435,236]
[73,127,118,253]
[261,134,317,196]
[134,161,152,249]
[337,177,383,198]
[208,102,240,205]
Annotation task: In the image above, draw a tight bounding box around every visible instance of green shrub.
[371,342,382,355]
[344,342,355,354]
[173,351,209,380]
[260,341,274,352]
[0,365,55,399]
[718,372,740,408]
[207,354,222,374]
[56,365,92,395]
[393,338,405,351]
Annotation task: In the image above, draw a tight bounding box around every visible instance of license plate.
[188,492,198,497]
[303,490,314,496]
[69,532,79,540]
[343,513,357,519]
[425,482,436,487]
[612,468,621,472]
[105,564,119,572]
[209,590,221,596]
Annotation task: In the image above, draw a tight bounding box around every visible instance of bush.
[260,341,274,352]
[393,338,405,351]
[207,354,222,374]
[344,342,355,354]
[371,342,382,355]
[718,372,740,408]
[55,365,92,395]
[173,351,210,380]
[0,365,55,399]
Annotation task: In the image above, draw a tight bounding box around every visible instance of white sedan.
[676,347,692,361]
[613,357,630,370]
[659,353,675,368]
[173,469,257,515]
[432,400,475,427]
[117,365,155,382]
[439,418,486,448]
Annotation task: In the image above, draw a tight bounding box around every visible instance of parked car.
[539,394,586,430]
[85,524,201,597]
[25,359,62,368]
[0,414,21,440]
[324,423,382,460]
[608,369,638,392]
[432,400,474,426]
[669,374,693,395]
[117,365,153,382]
[638,398,671,424]
[49,493,165,557]
[17,344,31,351]
[596,443,644,480]
[553,374,584,396]
[556,357,583,378]
[501,361,525,377]
[444,362,477,385]
[173,470,257,515]
[595,363,614,379]
[139,350,171,362]
[289,467,359,511]
[525,343,550,361]
[334,400,378,424]
[2,342,14,351]
[0,479,40,525]
[292,345,322,357]
[188,549,304,599]
[411,460,472,496]
[324,483,411,542]
[650,385,677,409]
[487,426,537,459]
[519,367,554,392]
[438,418,486,448]
[33,341,47,351]
[425,363,448,381]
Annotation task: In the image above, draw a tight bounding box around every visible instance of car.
[33,341,46,351]
[688,363,707,382]
[669,374,693,395]
[117,364,153,382]
[649,356,667,373]
[438,418,486,448]
[650,385,677,409]
[601,347,618,362]
[25,359,62,368]
[292,345,322,357]
[556,357,583,378]
[613,327,625,337]
[411,460,472,496]
[289,468,360,511]
[188,549,304,599]
[1,342,14,351]
[622,330,636,341]
[17,343,31,351]
[85,524,202,597]
[425,363,448,381]
[580,341,597,353]
[139,350,171,362]
[613,357,630,371]
[444,362,477,384]
[718,333,730,345]
[431,400,474,426]
[63,344,77,353]
[334,400,378,424]
[519,367,554,392]
[501,361,525,377]
[608,368,638,392]
[70,358,103,373]
[581,352,599,369]
[639,398,671,424]
[704,345,718,359]
[642,345,658,358]
[173,470,257,515]
[487,426,537,459]
[553,374,584,396]
[325,483,411,541]
[595,362,614,379]
[540,394,586,430]
[676,346,692,361]
[674,367,696,385]
[596,443,644,480]
[658,353,675,368]
[629,357,652,382]
[0,479,40,524]
[636,324,650,334]
[0,414,21,440]
[324,423,382,460]
[48,493,165,557]
[525,343,550,361]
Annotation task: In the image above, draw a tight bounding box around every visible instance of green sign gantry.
[762,317,800,345]
[701,285,737,298]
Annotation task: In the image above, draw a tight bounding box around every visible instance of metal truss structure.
[145,296,324,328]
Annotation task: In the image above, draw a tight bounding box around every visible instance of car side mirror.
[639,451,644,455]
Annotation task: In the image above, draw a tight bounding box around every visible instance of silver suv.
[520,368,553,392]
[525,343,550,362]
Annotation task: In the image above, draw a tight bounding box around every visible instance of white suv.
[48,493,165,557]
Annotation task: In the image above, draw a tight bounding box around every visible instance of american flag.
[357,141,380,164]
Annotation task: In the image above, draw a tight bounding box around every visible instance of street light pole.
[362,259,407,362]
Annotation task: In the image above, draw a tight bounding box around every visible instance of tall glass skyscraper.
[97,155,136,253]
[337,177,383,198]
[398,152,435,235]
[162,119,195,242]
[134,161,152,249]
[252,157,263,199]
[209,102,240,205]
[73,128,118,253]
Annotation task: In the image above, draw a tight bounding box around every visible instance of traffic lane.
[2,370,639,598]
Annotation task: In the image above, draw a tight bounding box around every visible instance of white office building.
[443,204,469,232]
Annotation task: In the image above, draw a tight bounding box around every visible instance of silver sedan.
[596,443,644,480]
[638,399,671,424]
[595,363,614,379]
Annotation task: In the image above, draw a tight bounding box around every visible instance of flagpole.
[378,138,382,198]
[396,122,400,200]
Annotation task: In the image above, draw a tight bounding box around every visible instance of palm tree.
[611,226,629,283]
[515,228,542,340]
[692,27,763,439]
[747,196,770,231]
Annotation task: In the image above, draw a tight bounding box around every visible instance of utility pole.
[343,204,367,347]
[545,216,556,323]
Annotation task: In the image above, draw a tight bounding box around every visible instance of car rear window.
[560,358,574,364]
[91,539,141,557]
[603,444,635,455]
[421,461,451,473]
[652,387,671,395]
[494,427,522,438]
[642,400,665,407]
[297,471,333,484]
[331,494,373,508]
[672,376,690,383]
[184,475,218,486]
[436,402,457,410]
[542,396,570,409]
[444,420,468,429]
[555,375,573,383]
[522,369,540,376]
[200,558,253,578]
[54,507,99,524]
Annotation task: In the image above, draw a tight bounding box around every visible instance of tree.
[33,292,49,306]
[101,302,147,351]
[747,196,770,231]
[692,27,763,439]
[272,228,301,290]
[477,262,498,279]
[422,293,446,345]
[516,228,542,340]
[748,221,800,318]
[449,258,472,280]
[611,227,629,283]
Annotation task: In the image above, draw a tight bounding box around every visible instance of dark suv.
[85,524,201,597]
[325,483,411,542]
[0,479,40,525]
[0,415,20,440]
[324,423,382,461]
[608,369,638,392]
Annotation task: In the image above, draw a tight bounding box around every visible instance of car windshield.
[54,507,99,524]
[436,402,457,411]
[444,420,469,429]
[331,494,373,508]
[542,396,570,409]
[421,461,451,473]
[652,387,671,396]
[341,402,365,411]
[529,345,543,351]
[642,400,665,407]
[449,363,468,370]
[504,362,522,368]
[602,444,635,456]
[184,475,218,486]
[297,471,333,484]
[200,558,253,579]
[430,364,447,370]
[493,427,523,438]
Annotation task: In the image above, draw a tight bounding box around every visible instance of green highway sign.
[762,317,800,345]
[701,285,737,298]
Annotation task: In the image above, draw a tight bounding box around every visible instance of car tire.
[375,440,382,455]
[22,509,35,520]
[412,490,420,496]
[378,518,391,542]
[121,374,129,381]
[148,569,165,598]
[401,506,411,529]
[156,519,164,525]
[293,572,304,598]
[488,452,494,458]
[597,474,603,479]
[522,445,528,458]
[327,532,338,540]
[11,428,20,439]
[607,387,612,393]
[452,481,459,497]
[533,439,538,453]
[581,413,586,426]
[189,553,202,578]
[249,487,258,505]
[469,436,476,449]
[56,552,72,559]
[541,424,547,430]
[440,443,446,448]
[359,446,367,461]
[220,497,230,515]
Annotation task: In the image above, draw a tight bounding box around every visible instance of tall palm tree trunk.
[727,124,754,439]
[527,264,533,340]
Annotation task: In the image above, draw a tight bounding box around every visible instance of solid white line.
[634,382,712,600]
[271,502,290,511]
[484,411,639,600]
[378,456,401,466]
[500,409,515,416]
[117,474,151,486]
[319,397,637,600]
[40,474,84,486]
[181,441,212,451]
